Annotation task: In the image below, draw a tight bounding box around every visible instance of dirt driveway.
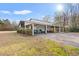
[37,33,79,47]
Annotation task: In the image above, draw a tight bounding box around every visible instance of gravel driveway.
[36,33,79,47]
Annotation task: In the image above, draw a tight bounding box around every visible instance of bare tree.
[54,4,79,32]
[43,15,51,22]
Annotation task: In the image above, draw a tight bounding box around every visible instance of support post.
[32,24,34,35]
[59,27,61,32]
[54,26,56,33]
[45,25,47,34]
[24,22,26,29]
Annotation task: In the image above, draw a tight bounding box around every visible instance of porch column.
[24,22,26,29]
[45,25,47,34]
[32,24,34,35]
[54,26,56,33]
[59,27,61,32]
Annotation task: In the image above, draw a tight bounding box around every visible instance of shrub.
[17,28,32,35]
[25,29,32,35]
[69,27,79,32]
[17,28,22,33]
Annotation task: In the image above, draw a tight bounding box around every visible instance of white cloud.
[0,10,32,15]
[0,10,11,14]
[13,10,32,15]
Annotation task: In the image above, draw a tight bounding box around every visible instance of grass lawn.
[0,32,79,56]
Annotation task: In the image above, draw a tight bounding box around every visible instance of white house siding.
[47,26,52,31]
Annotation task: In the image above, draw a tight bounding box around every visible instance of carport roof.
[25,19,53,26]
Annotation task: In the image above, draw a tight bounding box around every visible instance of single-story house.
[18,19,61,35]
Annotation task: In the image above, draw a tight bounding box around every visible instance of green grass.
[0,38,79,56]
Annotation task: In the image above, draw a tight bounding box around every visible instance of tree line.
[0,19,17,31]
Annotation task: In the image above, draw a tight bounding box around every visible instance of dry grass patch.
[0,32,79,56]
[0,38,79,56]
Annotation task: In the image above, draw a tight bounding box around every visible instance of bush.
[17,28,22,33]
[17,28,32,35]
[25,29,32,35]
[69,28,79,32]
